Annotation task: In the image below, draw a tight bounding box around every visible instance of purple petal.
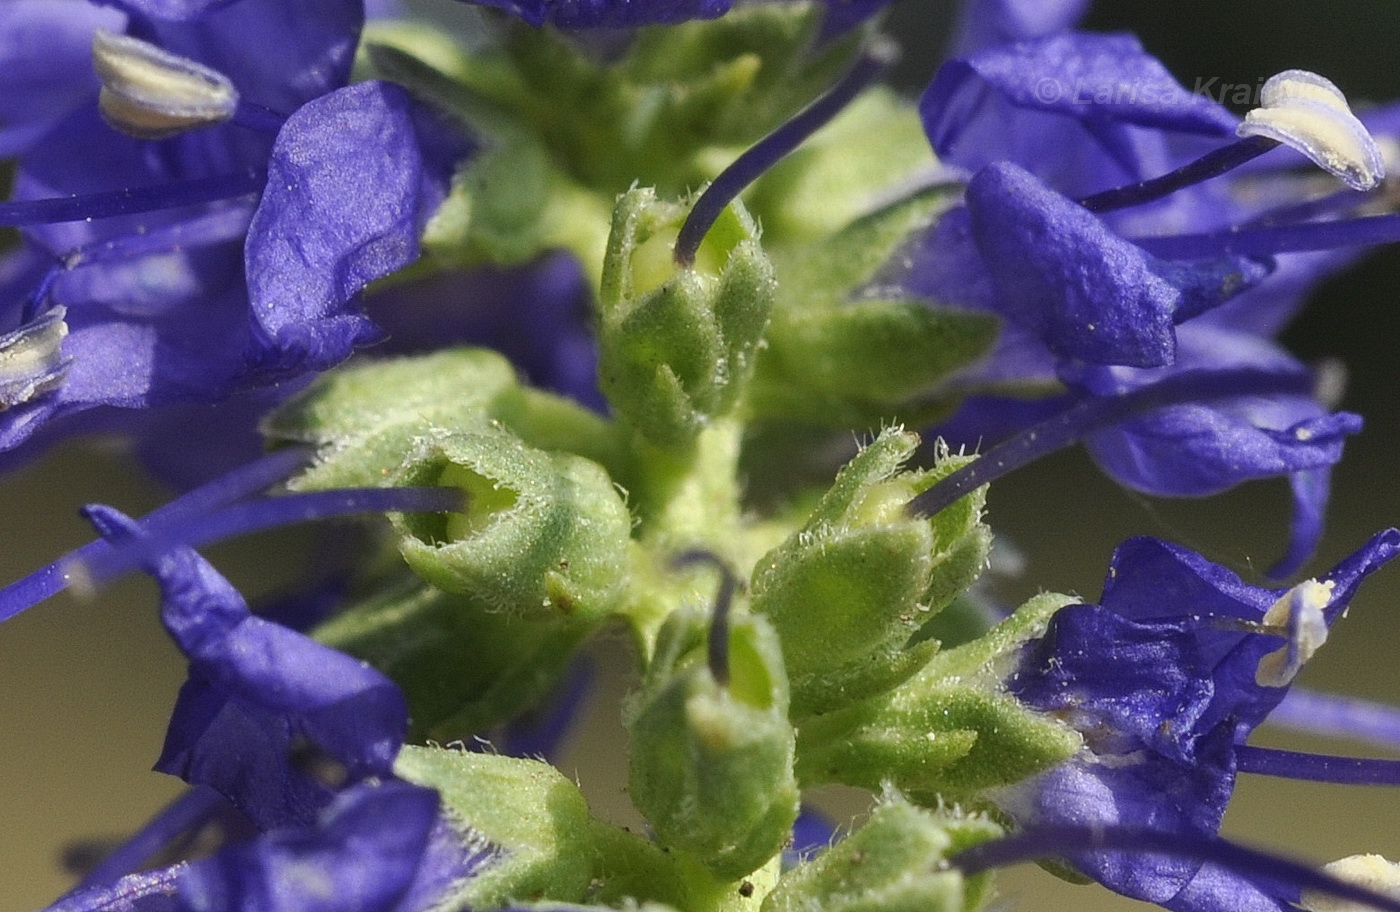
[175,782,442,912]
[965,163,1267,367]
[1005,530,1400,908]
[84,504,409,830]
[0,1,125,158]
[458,0,729,28]
[922,33,1235,193]
[245,81,466,376]
[948,0,1089,55]
[102,0,242,21]
[138,0,364,115]
[366,252,604,411]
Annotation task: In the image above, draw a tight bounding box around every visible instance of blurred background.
[5,1,1400,908]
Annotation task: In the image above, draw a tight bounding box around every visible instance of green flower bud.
[763,798,1001,912]
[794,593,1082,800]
[627,606,799,879]
[598,188,775,449]
[390,428,631,621]
[749,429,992,717]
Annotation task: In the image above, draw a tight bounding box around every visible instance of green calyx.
[749,428,992,718]
[794,592,1083,800]
[763,797,1001,912]
[627,607,800,880]
[598,188,775,450]
[390,428,630,621]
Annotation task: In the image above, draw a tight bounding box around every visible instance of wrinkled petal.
[85,505,409,830]
[1078,324,1358,503]
[246,81,466,377]
[965,163,1268,367]
[1004,530,1400,909]
[922,32,1235,193]
[176,782,442,912]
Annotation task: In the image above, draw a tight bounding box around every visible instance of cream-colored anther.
[1299,854,1400,912]
[1255,577,1333,687]
[0,308,70,409]
[1238,69,1385,191]
[92,30,238,140]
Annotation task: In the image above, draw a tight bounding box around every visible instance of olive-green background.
[5,2,1400,908]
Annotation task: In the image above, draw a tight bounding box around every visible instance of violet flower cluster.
[4,1,1400,911]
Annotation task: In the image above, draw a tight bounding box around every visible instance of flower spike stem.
[1271,688,1400,749]
[1235,745,1400,785]
[0,170,264,227]
[75,485,466,588]
[950,825,1400,912]
[66,786,226,896]
[0,447,311,622]
[673,549,740,687]
[673,37,898,266]
[905,369,1315,519]
[1077,135,1279,213]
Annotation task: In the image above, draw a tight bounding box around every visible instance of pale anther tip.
[1237,68,1385,191]
[91,29,238,141]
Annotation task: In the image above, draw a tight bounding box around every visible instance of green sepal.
[794,593,1082,799]
[749,430,992,717]
[627,608,799,879]
[598,188,775,449]
[395,747,694,910]
[390,428,631,621]
[396,746,595,907]
[762,797,1001,912]
[750,184,998,427]
[751,299,998,427]
[313,580,597,741]
[264,348,625,489]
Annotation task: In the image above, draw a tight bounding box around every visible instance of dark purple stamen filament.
[1243,183,1381,228]
[0,169,263,226]
[66,786,226,895]
[673,549,739,687]
[951,825,1400,912]
[673,38,898,266]
[1135,211,1400,259]
[0,446,311,622]
[78,485,466,585]
[905,369,1314,519]
[1236,744,1400,785]
[232,100,287,134]
[1271,688,1400,750]
[1078,135,1280,213]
